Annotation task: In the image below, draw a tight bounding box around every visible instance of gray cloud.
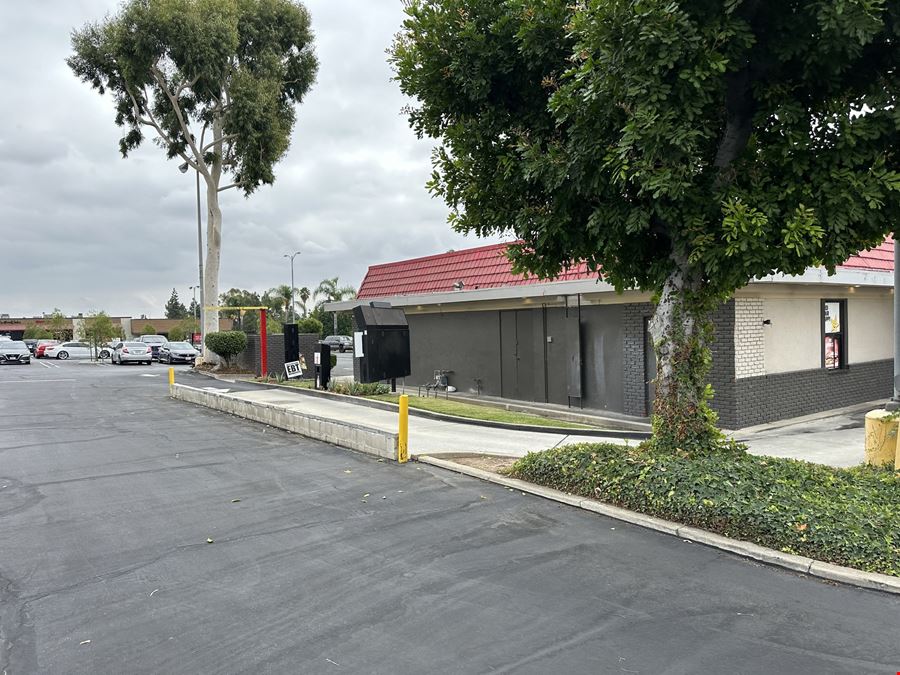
[0,1,502,318]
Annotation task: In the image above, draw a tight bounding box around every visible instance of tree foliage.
[392,0,900,451]
[141,323,158,335]
[205,330,247,365]
[68,0,319,358]
[295,316,323,335]
[68,0,318,195]
[47,309,68,340]
[23,324,52,340]
[165,288,188,319]
[80,312,122,354]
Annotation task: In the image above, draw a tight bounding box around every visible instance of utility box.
[353,304,411,384]
[283,323,300,364]
[315,342,332,390]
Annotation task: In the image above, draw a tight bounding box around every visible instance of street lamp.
[188,285,199,321]
[180,162,204,350]
[284,251,301,324]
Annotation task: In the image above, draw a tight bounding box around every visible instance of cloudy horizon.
[0,1,504,320]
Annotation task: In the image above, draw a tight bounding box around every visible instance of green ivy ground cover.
[511,443,900,577]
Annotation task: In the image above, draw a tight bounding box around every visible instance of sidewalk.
[178,374,876,467]
[210,388,634,457]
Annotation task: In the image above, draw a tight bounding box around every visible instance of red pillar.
[260,309,268,376]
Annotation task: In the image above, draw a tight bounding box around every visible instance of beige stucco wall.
[735,287,893,375]
[848,296,893,363]
[760,296,821,374]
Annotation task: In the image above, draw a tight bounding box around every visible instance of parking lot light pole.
[284,251,301,323]
[180,162,204,351]
[189,285,198,320]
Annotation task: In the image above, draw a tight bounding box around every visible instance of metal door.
[500,310,536,401]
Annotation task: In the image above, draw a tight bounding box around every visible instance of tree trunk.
[201,117,225,363]
[647,262,719,453]
[203,181,222,363]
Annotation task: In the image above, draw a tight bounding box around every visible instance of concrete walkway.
[222,388,633,456]
[185,375,876,467]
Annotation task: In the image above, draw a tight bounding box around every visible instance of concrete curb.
[203,376,650,440]
[171,383,399,461]
[416,455,900,596]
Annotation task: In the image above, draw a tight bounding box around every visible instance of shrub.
[511,442,900,577]
[328,381,390,396]
[167,325,186,342]
[141,323,157,335]
[295,317,323,335]
[204,330,247,365]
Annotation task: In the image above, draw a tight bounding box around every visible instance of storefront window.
[822,300,846,370]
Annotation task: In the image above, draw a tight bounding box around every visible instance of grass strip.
[511,442,900,577]
[367,394,592,429]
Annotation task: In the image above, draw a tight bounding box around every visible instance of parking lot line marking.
[37,361,52,369]
[0,378,76,384]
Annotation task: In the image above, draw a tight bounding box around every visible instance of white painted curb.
[417,455,900,596]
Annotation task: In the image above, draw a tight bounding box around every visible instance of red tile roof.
[357,237,894,299]
[356,242,597,299]
[840,235,893,272]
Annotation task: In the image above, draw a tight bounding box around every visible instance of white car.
[45,341,92,360]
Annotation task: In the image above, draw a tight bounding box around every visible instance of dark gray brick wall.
[731,359,891,428]
[708,300,737,429]
[237,333,318,377]
[622,302,653,416]
[622,300,736,423]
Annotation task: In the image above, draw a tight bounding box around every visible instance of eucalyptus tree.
[68,0,318,359]
[392,0,899,452]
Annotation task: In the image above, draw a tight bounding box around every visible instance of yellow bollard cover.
[863,409,897,467]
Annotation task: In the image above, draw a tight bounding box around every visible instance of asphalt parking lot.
[1,361,898,674]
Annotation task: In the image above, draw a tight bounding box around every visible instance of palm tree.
[298,287,311,318]
[314,277,356,334]
[271,284,296,321]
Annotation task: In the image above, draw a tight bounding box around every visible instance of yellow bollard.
[864,409,897,467]
[168,367,175,386]
[398,394,409,463]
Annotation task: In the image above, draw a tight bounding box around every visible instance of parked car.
[44,341,91,360]
[111,341,153,365]
[23,339,38,354]
[322,335,353,353]
[157,341,199,364]
[34,340,60,358]
[137,334,168,360]
[0,340,31,365]
[97,341,120,359]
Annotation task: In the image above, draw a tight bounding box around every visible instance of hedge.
[204,330,247,365]
[511,442,900,577]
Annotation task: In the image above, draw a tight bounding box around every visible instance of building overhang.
[328,266,892,312]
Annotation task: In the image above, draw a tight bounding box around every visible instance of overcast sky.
[0,1,502,319]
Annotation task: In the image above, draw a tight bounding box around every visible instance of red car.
[34,340,60,358]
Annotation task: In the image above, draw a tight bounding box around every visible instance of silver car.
[111,341,153,365]
[157,341,199,364]
[0,340,31,365]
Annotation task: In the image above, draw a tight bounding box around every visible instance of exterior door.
[500,310,537,401]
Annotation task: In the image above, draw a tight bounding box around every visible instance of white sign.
[284,360,303,379]
[354,331,365,357]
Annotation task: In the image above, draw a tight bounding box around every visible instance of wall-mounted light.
[762,319,772,325]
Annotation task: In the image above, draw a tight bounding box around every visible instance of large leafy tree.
[68,0,318,360]
[391,0,899,452]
